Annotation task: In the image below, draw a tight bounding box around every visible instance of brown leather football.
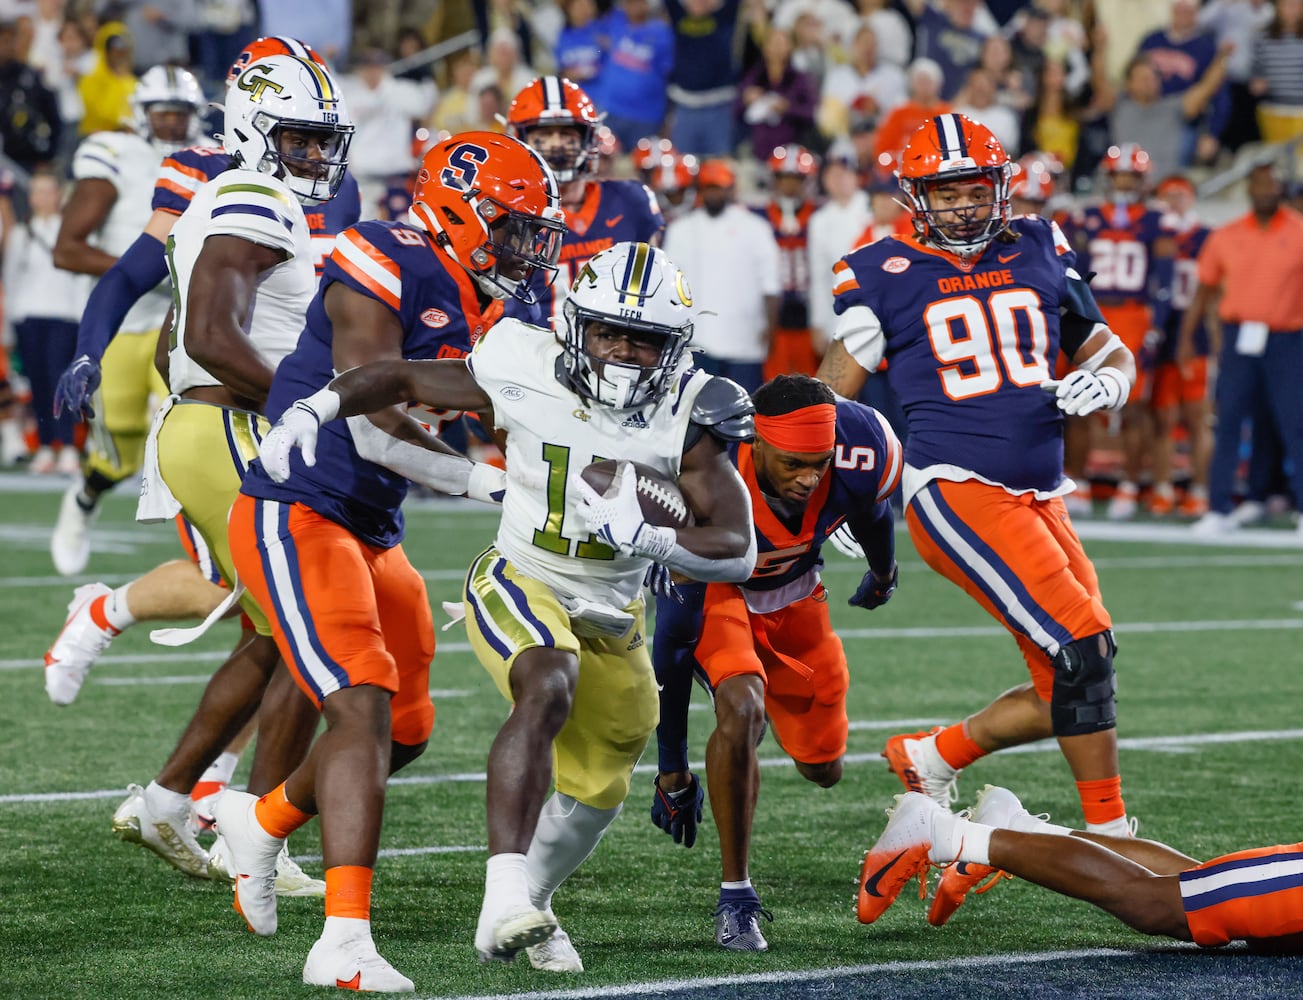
[580,460,692,528]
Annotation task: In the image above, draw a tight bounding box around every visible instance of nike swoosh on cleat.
[337,971,362,989]
[862,850,908,897]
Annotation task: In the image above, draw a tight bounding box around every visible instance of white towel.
[136,395,182,524]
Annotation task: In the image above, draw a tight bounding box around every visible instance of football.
[580,460,693,529]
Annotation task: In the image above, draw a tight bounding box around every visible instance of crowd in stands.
[1,0,1302,527]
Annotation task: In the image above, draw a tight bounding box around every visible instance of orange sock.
[253,783,313,839]
[1076,776,1125,826]
[326,865,373,920]
[934,721,986,770]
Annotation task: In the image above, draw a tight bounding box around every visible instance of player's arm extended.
[52,178,120,276]
[182,234,285,405]
[261,284,503,500]
[816,340,872,399]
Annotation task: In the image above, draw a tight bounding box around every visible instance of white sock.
[145,780,191,820]
[321,915,372,943]
[103,583,137,632]
[928,810,993,867]
[525,793,621,913]
[197,751,239,789]
[721,879,753,891]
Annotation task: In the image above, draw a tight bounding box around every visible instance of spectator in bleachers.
[1199,0,1274,150]
[260,0,351,68]
[469,26,535,103]
[428,48,482,136]
[3,168,86,474]
[190,1,257,91]
[905,0,990,100]
[25,0,65,78]
[818,23,906,139]
[1024,56,1089,173]
[392,27,434,84]
[118,0,195,72]
[665,0,741,157]
[852,0,912,69]
[872,56,949,167]
[1181,161,1303,535]
[76,21,134,136]
[1137,0,1230,166]
[597,0,674,152]
[788,6,829,86]
[806,140,871,353]
[472,81,509,133]
[342,47,437,221]
[555,0,607,104]
[1096,47,1232,185]
[1249,0,1303,144]
[774,0,856,53]
[663,158,780,393]
[737,27,817,160]
[953,66,1020,154]
[977,32,1033,115]
[0,16,62,169]
[1088,0,1170,87]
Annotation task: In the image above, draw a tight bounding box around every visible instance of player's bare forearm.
[327,359,491,419]
[816,340,869,399]
[676,435,755,560]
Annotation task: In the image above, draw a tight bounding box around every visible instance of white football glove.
[573,463,674,559]
[1041,367,1129,416]
[827,522,865,559]
[258,400,323,483]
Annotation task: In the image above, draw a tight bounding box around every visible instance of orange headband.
[754,404,837,454]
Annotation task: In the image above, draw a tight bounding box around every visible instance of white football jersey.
[470,317,710,608]
[71,130,171,334]
[167,169,313,395]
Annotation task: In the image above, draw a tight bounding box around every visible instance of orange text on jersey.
[936,269,1016,295]
[559,237,615,262]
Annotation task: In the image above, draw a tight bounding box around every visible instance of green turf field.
[2,485,1302,999]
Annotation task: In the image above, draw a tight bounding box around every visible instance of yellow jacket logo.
[238,67,284,103]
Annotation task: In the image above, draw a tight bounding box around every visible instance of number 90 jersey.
[832,217,1081,497]
[469,316,710,609]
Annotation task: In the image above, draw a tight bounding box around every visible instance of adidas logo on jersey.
[622,411,649,430]
[627,630,644,651]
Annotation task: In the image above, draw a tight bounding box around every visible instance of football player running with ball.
[256,241,757,974]
[815,114,1138,865]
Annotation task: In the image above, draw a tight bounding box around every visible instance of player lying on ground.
[857,786,1303,951]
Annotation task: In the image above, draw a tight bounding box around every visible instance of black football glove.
[849,564,898,610]
[651,772,704,847]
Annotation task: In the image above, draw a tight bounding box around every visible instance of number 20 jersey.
[832,217,1079,496]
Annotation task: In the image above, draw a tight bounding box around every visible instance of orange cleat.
[856,793,937,924]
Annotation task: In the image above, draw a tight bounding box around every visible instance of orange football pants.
[906,479,1111,699]
[695,581,848,764]
[1180,842,1303,947]
[228,493,435,746]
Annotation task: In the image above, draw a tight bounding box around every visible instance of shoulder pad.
[690,375,755,442]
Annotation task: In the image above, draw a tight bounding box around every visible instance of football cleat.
[1177,494,1208,518]
[44,582,117,705]
[212,790,283,936]
[882,728,959,807]
[714,897,773,952]
[208,835,325,897]
[856,792,937,924]
[525,917,584,972]
[51,482,98,576]
[927,785,1022,926]
[303,933,414,993]
[111,783,211,878]
[475,905,557,963]
[1063,483,1093,518]
[1147,490,1175,517]
[189,779,227,833]
[1106,483,1138,521]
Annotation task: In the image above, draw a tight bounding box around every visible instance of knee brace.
[1050,630,1118,736]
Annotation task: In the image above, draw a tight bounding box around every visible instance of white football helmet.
[222,54,354,205]
[131,65,205,155]
[562,242,695,410]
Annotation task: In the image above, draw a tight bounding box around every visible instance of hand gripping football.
[579,460,692,529]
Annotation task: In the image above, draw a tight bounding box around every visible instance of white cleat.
[526,917,584,972]
[1229,500,1266,527]
[1190,511,1234,537]
[111,783,211,878]
[882,728,959,808]
[1105,485,1138,521]
[303,934,414,993]
[44,582,116,705]
[210,835,326,898]
[475,905,558,963]
[212,790,283,936]
[51,482,98,576]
